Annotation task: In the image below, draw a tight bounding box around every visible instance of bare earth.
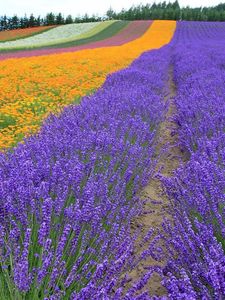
[127,66,182,296]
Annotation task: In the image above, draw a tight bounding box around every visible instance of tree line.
[107,1,225,21]
[1,1,225,31]
[0,13,102,31]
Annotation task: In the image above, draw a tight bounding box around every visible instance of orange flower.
[0,21,176,150]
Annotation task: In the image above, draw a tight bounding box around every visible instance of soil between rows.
[126,65,182,296]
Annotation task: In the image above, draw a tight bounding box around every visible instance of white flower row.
[0,22,102,49]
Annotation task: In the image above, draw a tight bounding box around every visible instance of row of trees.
[1,1,225,31]
[107,2,225,22]
[0,13,102,31]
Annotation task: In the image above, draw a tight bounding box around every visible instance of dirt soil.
[126,66,182,296]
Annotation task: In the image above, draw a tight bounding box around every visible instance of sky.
[0,0,223,17]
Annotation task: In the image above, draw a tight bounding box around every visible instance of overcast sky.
[1,0,223,17]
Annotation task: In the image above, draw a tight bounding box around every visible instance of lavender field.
[162,22,225,298]
[0,20,225,299]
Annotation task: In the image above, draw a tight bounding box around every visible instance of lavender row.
[0,47,171,299]
[162,22,225,299]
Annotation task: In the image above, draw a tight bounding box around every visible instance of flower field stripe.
[45,20,129,48]
[160,21,225,298]
[0,25,57,42]
[0,21,129,54]
[0,20,151,60]
[39,20,149,49]
[0,20,176,150]
[0,21,109,50]
[0,42,171,298]
[0,20,130,58]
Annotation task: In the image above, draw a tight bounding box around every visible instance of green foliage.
[48,21,129,49]
[0,114,16,129]
[1,1,225,32]
[108,1,225,22]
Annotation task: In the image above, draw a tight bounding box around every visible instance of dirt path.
[127,65,181,296]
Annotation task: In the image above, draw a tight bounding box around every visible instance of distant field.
[0,20,174,149]
[0,25,56,42]
[0,20,151,60]
[0,21,119,50]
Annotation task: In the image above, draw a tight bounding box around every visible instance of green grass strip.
[49,20,130,49]
[40,21,116,47]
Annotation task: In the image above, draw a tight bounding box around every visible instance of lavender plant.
[162,21,225,299]
[0,47,171,299]
[3,20,225,300]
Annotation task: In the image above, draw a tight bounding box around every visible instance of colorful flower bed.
[0,26,56,42]
[0,20,176,150]
[0,22,106,49]
[0,42,172,299]
[1,19,225,299]
[161,21,225,298]
[0,21,150,60]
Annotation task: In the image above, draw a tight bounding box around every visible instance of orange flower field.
[0,20,176,149]
[0,25,56,42]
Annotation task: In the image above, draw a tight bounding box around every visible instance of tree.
[106,7,115,20]
[23,14,29,28]
[36,16,41,26]
[65,15,73,24]
[82,13,89,22]
[29,14,35,27]
[56,13,64,25]
[45,12,55,25]
[11,15,19,29]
